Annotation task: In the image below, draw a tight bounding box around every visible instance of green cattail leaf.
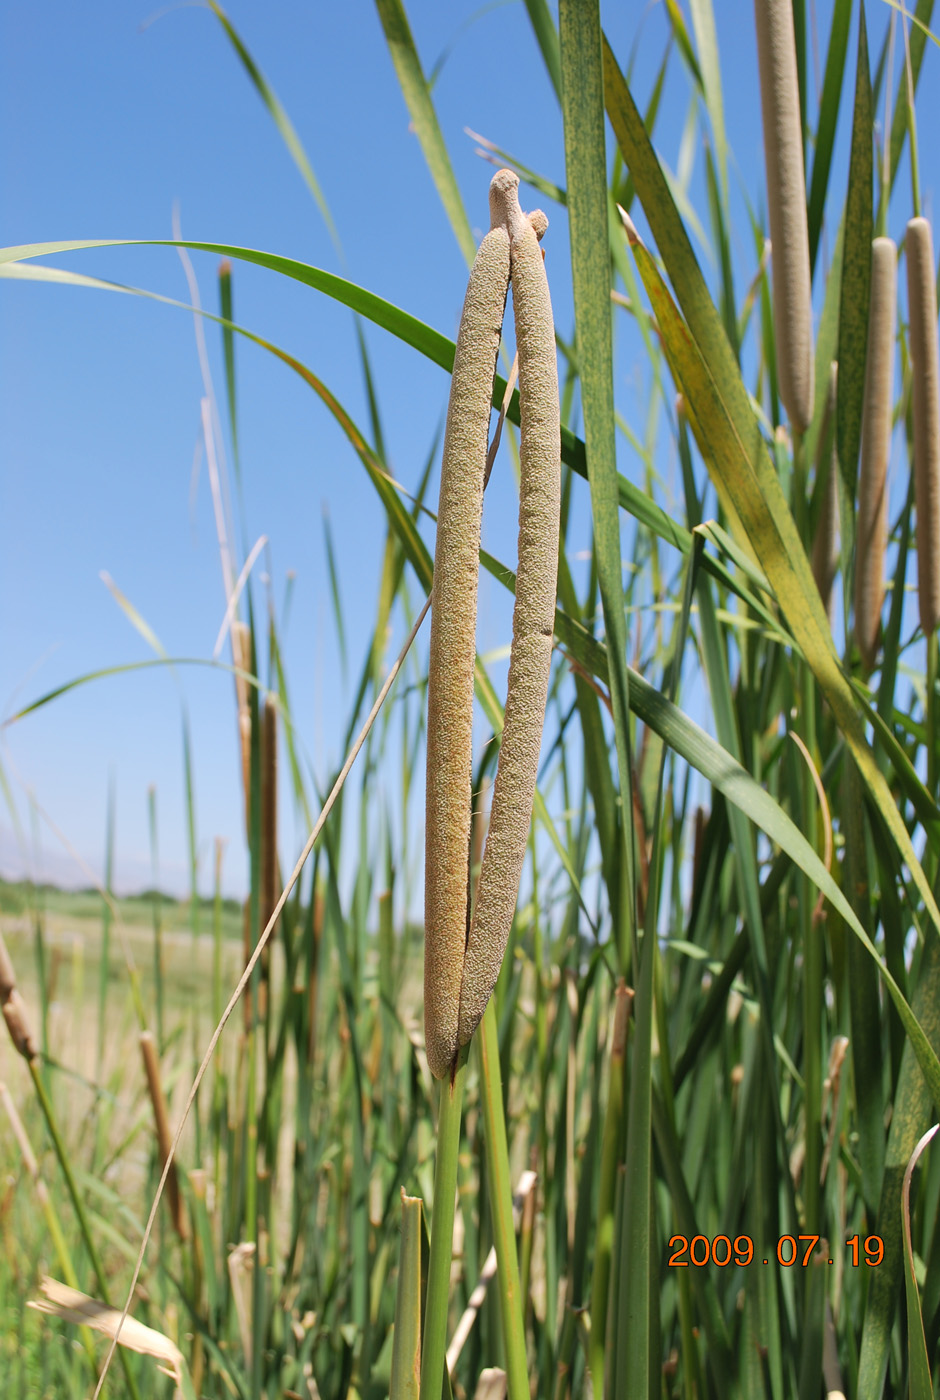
[560,0,636,972]
[836,3,873,509]
[218,260,241,488]
[901,1126,937,1400]
[807,0,852,275]
[688,0,728,205]
[857,933,940,1395]
[373,0,476,267]
[886,0,935,191]
[521,0,562,99]
[207,0,341,255]
[322,506,348,682]
[855,235,897,672]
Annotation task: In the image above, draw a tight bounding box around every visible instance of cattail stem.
[476,997,529,1400]
[420,1043,469,1395]
[855,237,897,672]
[589,982,634,1397]
[754,0,815,433]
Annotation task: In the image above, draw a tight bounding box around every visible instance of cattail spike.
[458,174,560,1051]
[855,237,897,672]
[906,217,940,636]
[424,179,512,1080]
[754,0,815,432]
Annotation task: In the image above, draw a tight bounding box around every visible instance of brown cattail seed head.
[0,934,37,1061]
[906,217,940,635]
[424,181,512,1080]
[457,173,560,1051]
[855,237,897,672]
[754,0,815,432]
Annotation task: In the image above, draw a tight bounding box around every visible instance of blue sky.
[1,1,934,901]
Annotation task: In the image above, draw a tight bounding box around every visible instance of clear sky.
[1,1,934,901]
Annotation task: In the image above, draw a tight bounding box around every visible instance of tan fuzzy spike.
[424,182,512,1080]
[906,217,940,635]
[855,237,897,672]
[754,0,815,432]
[458,173,560,1050]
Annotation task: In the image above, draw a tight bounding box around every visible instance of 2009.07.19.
[667,1234,884,1267]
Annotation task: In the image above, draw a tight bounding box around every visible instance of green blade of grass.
[420,1046,469,1400]
[857,932,940,1396]
[836,5,873,511]
[807,0,852,275]
[218,260,241,489]
[522,0,562,99]
[688,0,728,204]
[902,1126,938,1400]
[886,0,935,190]
[373,0,476,267]
[207,0,340,255]
[476,1001,528,1400]
[322,505,348,683]
[559,0,636,979]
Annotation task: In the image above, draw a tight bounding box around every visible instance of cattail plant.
[424,168,560,1080]
[855,237,897,672]
[754,0,814,433]
[906,216,940,637]
[811,362,840,619]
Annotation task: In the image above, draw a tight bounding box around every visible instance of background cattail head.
[906,216,940,636]
[0,933,37,1062]
[855,237,897,673]
[754,0,815,433]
